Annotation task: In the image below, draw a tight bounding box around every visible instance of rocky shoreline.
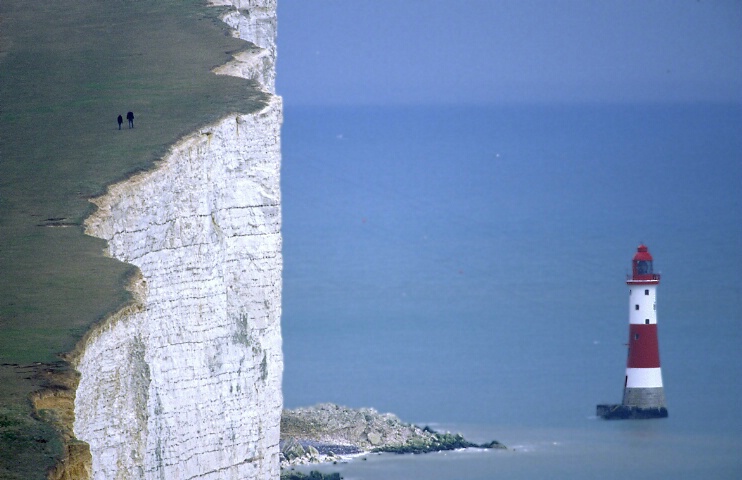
[280,403,505,470]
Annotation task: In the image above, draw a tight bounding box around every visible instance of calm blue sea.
[280,104,742,479]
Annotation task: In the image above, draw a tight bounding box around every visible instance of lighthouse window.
[645,289,649,295]
[635,304,640,310]
[634,333,640,340]
[636,260,652,275]
[645,319,650,324]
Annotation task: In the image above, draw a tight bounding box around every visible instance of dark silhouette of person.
[126,111,134,128]
[117,114,123,130]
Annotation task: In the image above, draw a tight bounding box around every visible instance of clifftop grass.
[0,1,265,477]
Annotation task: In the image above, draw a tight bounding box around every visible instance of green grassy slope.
[0,1,267,477]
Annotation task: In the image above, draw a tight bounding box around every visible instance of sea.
[279,104,742,479]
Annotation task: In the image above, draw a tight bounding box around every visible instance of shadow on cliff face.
[0,0,267,477]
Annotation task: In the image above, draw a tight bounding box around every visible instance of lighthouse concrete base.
[596,404,668,420]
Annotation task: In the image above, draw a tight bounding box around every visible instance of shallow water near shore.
[281,104,742,478]
[293,423,740,479]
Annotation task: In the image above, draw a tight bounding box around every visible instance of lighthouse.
[597,244,668,419]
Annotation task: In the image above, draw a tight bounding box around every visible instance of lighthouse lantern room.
[597,244,668,420]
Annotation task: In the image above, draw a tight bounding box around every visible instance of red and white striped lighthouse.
[597,244,668,419]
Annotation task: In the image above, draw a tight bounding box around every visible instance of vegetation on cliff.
[281,471,343,480]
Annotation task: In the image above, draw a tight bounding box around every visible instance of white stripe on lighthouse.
[629,285,657,325]
[625,367,663,388]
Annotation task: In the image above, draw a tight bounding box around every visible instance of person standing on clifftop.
[126,111,134,128]
[117,114,123,130]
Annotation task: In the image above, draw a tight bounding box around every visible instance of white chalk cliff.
[72,1,282,478]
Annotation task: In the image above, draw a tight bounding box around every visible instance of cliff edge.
[70,1,283,478]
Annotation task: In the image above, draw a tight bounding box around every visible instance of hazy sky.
[276,0,742,105]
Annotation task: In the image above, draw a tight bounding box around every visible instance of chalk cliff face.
[213,0,278,92]
[72,2,282,479]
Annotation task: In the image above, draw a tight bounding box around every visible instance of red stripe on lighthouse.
[626,324,661,368]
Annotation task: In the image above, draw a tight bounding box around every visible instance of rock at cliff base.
[280,403,505,467]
